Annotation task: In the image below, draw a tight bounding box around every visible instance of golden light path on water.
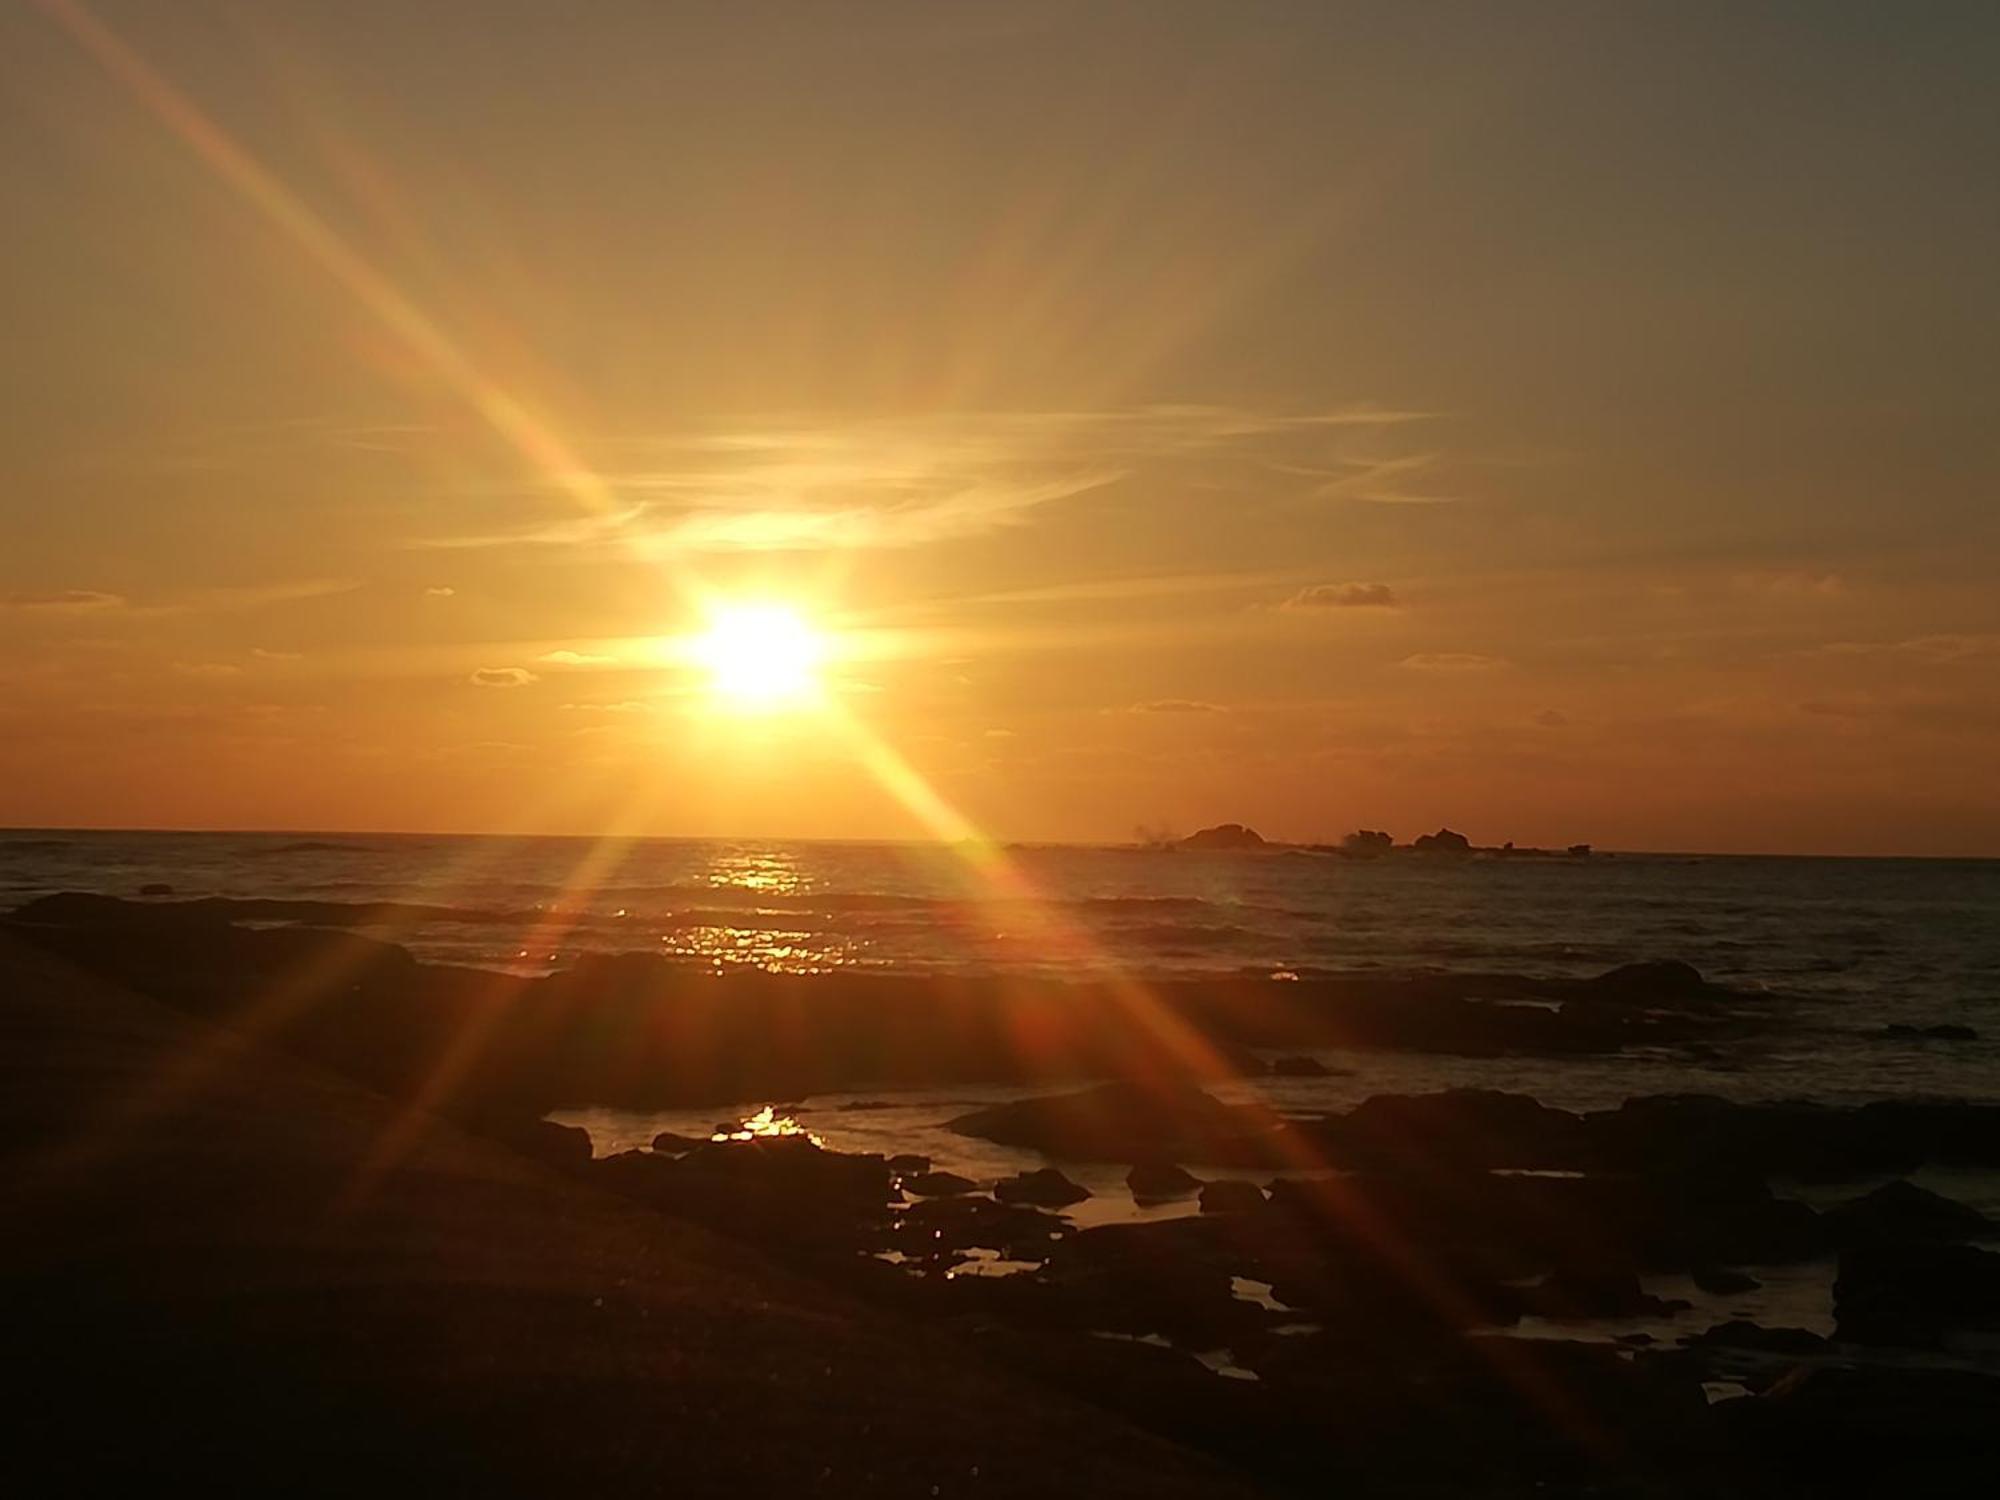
[31,0,1612,1447]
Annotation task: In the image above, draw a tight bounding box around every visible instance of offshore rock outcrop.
[1179,823,1267,850]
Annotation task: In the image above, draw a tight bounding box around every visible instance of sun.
[691,603,826,709]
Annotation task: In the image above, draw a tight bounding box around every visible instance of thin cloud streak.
[412,404,1434,554]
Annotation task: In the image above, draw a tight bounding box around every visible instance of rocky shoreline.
[5,894,1781,1111]
[8,891,2000,1494]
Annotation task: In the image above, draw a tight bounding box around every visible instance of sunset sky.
[3,1,1996,854]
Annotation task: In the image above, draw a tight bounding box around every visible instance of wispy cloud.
[537,649,613,666]
[1126,698,1228,714]
[1810,633,2000,663]
[413,403,1437,555]
[1,589,127,612]
[1734,569,1845,598]
[3,580,356,618]
[1399,652,1509,672]
[1281,581,1399,610]
[1270,453,1459,505]
[469,666,537,687]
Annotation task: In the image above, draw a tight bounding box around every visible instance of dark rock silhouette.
[1340,829,1393,856]
[994,1167,1090,1208]
[904,1170,978,1198]
[1685,1320,1826,1355]
[1822,1179,1992,1246]
[1588,959,1710,1003]
[1524,1269,1691,1320]
[1881,1022,1978,1041]
[1125,1162,1203,1201]
[1270,1053,1331,1077]
[1692,1265,1762,1295]
[1835,1242,2000,1347]
[1410,827,1472,854]
[1178,823,1266,850]
[1196,1180,1266,1215]
[948,1081,1284,1166]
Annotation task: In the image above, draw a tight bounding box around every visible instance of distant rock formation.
[1340,829,1393,856]
[1179,823,1266,850]
[1411,827,1473,855]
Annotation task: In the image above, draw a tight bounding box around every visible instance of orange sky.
[2,2,1997,855]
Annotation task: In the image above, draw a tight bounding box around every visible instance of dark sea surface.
[4,828,1996,1112]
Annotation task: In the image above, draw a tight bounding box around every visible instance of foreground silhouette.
[7,900,2000,1495]
[0,936,1249,1497]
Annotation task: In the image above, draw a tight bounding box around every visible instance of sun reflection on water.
[710,1105,824,1146]
[702,847,809,897]
[656,923,863,975]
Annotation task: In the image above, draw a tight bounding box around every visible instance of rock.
[1524,1269,1692,1320]
[1721,1365,2000,1493]
[1881,1023,1979,1041]
[1197,1180,1266,1215]
[650,1129,705,1153]
[1270,1054,1330,1077]
[138,883,174,896]
[1691,1265,1762,1296]
[1587,959,1708,1002]
[1340,830,1393,856]
[904,1170,978,1198]
[1686,1319,1826,1355]
[1179,823,1266,850]
[1823,1179,1993,1247]
[1410,828,1472,855]
[1834,1241,2000,1347]
[886,1153,931,1177]
[1334,1089,1589,1171]
[1126,1162,1203,1201]
[994,1167,1091,1209]
[883,1196,1067,1264]
[947,1080,1284,1166]
[512,1119,594,1171]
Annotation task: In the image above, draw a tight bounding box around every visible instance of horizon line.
[1,822,1994,863]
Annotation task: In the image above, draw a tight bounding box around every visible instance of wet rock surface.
[10,896,2000,1495]
[1127,1161,1204,1200]
[1834,1241,2000,1348]
[995,1167,1091,1208]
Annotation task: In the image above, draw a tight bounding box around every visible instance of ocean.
[4,827,1996,1113]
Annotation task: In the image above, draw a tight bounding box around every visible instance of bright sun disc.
[693,603,825,708]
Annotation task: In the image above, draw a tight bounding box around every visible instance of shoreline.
[7,892,2000,1494]
[6,892,1786,1112]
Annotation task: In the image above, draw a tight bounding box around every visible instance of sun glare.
[692,603,826,709]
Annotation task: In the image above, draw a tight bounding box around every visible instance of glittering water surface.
[4,829,1997,1107]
